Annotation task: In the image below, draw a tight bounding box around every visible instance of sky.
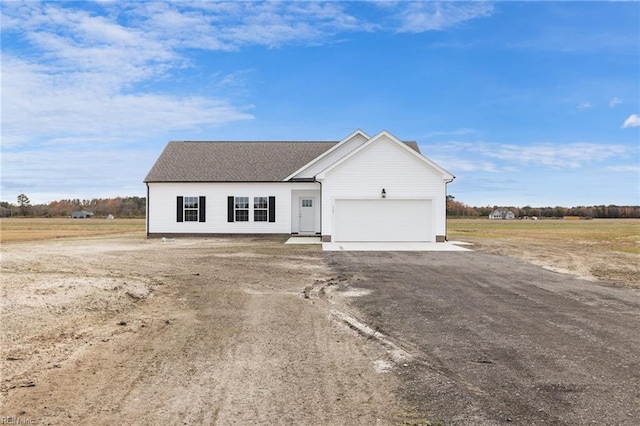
[1,1,639,207]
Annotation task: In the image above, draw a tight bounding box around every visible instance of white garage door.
[334,199,432,242]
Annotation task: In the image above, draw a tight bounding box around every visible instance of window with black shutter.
[177,196,205,222]
[234,197,249,221]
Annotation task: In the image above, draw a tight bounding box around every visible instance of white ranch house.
[489,209,516,220]
[71,210,94,219]
[144,130,454,243]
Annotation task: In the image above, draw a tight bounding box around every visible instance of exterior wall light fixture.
[381,188,386,198]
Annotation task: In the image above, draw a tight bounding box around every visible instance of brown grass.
[448,218,640,287]
[0,218,146,244]
[448,218,640,254]
[2,217,638,287]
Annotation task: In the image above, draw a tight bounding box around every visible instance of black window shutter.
[199,196,206,222]
[227,196,234,222]
[268,196,276,222]
[176,196,183,222]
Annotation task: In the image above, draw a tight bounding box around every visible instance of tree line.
[1,194,638,219]
[1,195,146,218]
[446,196,640,219]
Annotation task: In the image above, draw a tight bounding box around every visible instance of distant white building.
[71,210,94,219]
[489,209,515,220]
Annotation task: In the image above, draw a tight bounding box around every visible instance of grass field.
[2,217,638,252]
[0,218,146,243]
[448,218,640,254]
[1,217,638,286]
[447,218,640,287]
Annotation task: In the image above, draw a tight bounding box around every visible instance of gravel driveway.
[326,251,640,425]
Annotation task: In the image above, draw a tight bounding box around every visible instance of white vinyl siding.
[147,182,318,234]
[290,132,368,179]
[318,134,448,241]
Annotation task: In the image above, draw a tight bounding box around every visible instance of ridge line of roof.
[168,140,340,143]
[166,140,418,144]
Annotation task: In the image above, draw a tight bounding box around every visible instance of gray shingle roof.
[144,141,336,182]
[144,140,422,182]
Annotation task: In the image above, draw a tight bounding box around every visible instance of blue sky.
[1,1,639,207]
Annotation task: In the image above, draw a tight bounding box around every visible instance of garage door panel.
[334,199,432,242]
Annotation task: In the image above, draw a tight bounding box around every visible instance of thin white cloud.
[604,165,640,173]
[429,141,628,170]
[1,55,253,149]
[622,114,640,128]
[125,1,366,50]
[609,97,622,108]
[432,140,637,206]
[576,101,592,111]
[427,155,499,173]
[390,2,495,33]
[1,148,155,204]
[483,142,627,168]
[421,128,475,139]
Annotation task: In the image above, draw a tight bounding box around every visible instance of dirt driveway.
[2,235,639,425]
[327,251,640,425]
[1,236,399,425]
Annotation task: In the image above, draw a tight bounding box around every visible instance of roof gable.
[315,130,454,181]
[284,130,421,181]
[284,129,371,181]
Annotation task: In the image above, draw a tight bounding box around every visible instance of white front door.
[299,198,315,233]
